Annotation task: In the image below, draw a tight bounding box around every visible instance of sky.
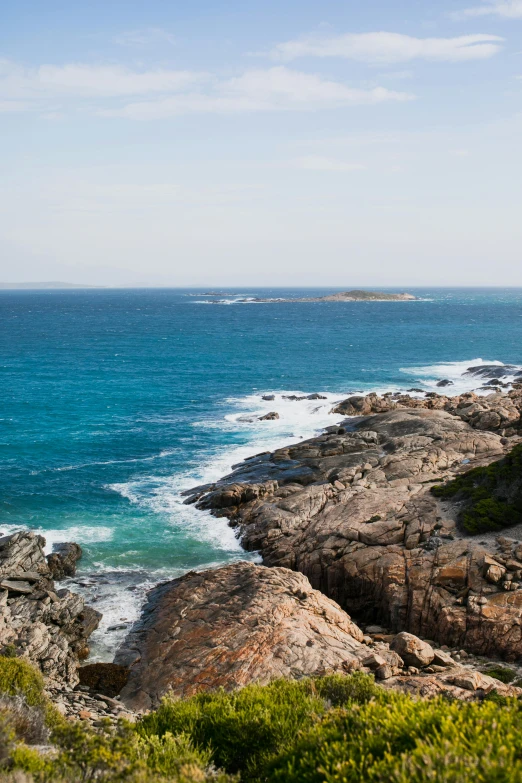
[1,0,522,286]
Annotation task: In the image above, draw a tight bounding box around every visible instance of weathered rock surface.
[0,532,101,687]
[116,562,368,710]
[380,669,522,701]
[331,389,521,432]
[391,632,434,667]
[116,560,522,711]
[47,542,82,580]
[184,394,522,660]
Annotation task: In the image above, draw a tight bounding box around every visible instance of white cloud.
[0,100,29,112]
[113,28,177,47]
[293,156,366,171]
[268,32,504,64]
[0,59,206,100]
[104,67,414,119]
[452,0,522,18]
[0,59,413,119]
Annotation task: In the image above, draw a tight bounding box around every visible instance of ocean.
[1,286,522,659]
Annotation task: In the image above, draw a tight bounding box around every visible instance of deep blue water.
[1,286,521,657]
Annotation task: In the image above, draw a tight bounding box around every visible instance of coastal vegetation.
[4,658,522,783]
[431,444,522,534]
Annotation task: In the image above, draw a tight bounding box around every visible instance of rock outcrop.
[184,394,522,660]
[116,562,368,710]
[46,542,82,580]
[0,532,101,687]
[116,561,522,711]
[331,390,521,432]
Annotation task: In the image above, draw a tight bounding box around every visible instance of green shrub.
[482,665,517,684]
[12,670,522,782]
[137,674,379,781]
[0,659,45,708]
[0,712,15,769]
[14,719,235,783]
[137,677,332,780]
[431,444,522,534]
[267,692,522,783]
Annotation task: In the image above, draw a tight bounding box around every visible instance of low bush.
[267,692,522,782]
[8,664,522,782]
[137,677,331,780]
[138,674,382,780]
[0,659,46,709]
[431,443,522,533]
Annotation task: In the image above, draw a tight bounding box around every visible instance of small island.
[299,290,417,302]
[195,289,418,303]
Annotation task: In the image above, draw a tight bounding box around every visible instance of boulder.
[432,649,456,668]
[78,663,129,698]
[390,633,435,668]
[259,412,280,421]
[47,542,82,579]
[116,562,367,711]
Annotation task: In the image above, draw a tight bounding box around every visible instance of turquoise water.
[1,287,522,657]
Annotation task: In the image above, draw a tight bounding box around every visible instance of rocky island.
[196,289,418,303]
[294,289,418,302]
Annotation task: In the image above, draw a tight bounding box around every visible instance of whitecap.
[402,358,522,395]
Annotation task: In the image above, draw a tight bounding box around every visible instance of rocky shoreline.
[109,379,522,710]
[181,386,522,659]
[6,376,522,720]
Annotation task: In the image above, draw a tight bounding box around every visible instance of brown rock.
[116,562,366,711]
[46,543,82,580]
[78,663,129,698]
[432,649,456,667]
[390,632,435,667]
[375,664,394,680]
[361,653,387,670]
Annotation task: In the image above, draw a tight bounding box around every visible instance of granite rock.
[185,398,522,660]
[116,561,367,711]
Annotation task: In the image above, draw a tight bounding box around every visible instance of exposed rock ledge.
[182,389,522,661]
[116,562,522,711]
[0,531,101,688]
